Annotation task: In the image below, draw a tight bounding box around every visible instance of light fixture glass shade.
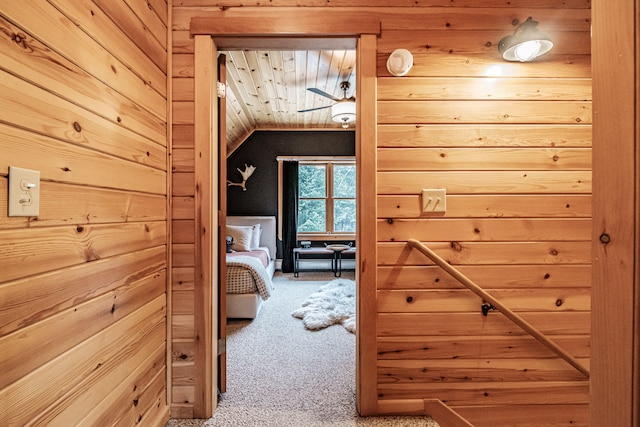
[331,100,356,126]
[498,17,553,62]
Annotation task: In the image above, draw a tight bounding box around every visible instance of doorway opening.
[191,17,379,415]
[220,44,359,400]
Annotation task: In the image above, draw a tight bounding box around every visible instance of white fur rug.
[291,278,356,333]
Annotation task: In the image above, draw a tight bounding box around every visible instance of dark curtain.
[281,161,298,272]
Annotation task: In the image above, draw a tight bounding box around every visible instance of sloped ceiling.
[222,49,356,155]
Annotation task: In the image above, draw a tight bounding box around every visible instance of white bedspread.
[226,255,273,300]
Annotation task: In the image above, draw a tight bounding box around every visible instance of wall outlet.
[8,166,40,217]
[421,188,446,213]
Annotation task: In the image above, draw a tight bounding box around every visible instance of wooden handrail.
[423,399,474,427]
[407,239,590,379]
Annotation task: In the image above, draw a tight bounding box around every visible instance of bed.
[225,216,277,318]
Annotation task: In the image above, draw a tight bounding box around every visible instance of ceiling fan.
[298,81,356,128]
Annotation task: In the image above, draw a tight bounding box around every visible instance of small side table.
[293,247,333,277]
[325,244,356,277]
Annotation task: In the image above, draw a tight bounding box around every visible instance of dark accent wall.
[227,130,355,215]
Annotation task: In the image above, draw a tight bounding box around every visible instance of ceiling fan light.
[498,17,553,62]
[331,100,356,125]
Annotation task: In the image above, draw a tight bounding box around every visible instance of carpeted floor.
[166,271,439,427]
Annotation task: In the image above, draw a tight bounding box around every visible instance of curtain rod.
[276,156,355,162]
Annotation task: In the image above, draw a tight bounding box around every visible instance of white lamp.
[498,17,553,62]
[331,99,356,129]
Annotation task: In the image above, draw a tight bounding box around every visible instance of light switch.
[8,166,40,217]
[422,188,446,213]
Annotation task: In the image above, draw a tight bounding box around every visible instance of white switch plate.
[422,188,446,213]
[8,166,40,217]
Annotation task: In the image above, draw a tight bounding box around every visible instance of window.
[298,160,356,237]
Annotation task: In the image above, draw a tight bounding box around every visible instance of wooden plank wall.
[171,1,592,425]
[376,5,592,426]
[171,11,198,417]
[377,2,591,426]
[0,1,170,426]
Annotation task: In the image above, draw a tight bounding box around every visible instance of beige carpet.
[167,271,439,427]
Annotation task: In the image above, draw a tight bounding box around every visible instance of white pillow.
[226,225,253,252]
[250,224,261,250]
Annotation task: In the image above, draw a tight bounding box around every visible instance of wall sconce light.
[331,100,356,129]
[498,17,553,62]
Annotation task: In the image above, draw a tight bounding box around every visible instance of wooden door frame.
[191,13,381,418]
[193,35,218,418]
[590,0,639,425]
[217,53,228,396]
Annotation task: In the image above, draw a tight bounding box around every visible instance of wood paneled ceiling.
[222,49,356,155]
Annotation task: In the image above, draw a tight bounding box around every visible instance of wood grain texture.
[377,288,590,313]
[175,0,591,8]
[378,101,591,124]
[377,335,590,360]
[0,0,169,425]
[378,77,592,100]
[377,312,591,337]
[192,34,216,417]
[378,358,589,383]
[377,30,591,56]
[172,173,195,196]
[356,33,379,416]
[377,147,591,171]
[377,381,589,405]
[377,194,592,218]
[0,222,166,283]
[174,4,592,151]
[169,2,595,423]
[0,15,166,138]
[32,341,166,426]
[0,297,166,427]
[51,0,167,86]
[173,4,590,151]
[190,14,381,36]
[454,404,589,427]
[378,241,591,266]
[172,196,196,220]
[0,247,166,336]
[377,265,591,289]
[0,180,165,230]
[377,124,592,148]
[590,0,638,424]
[377,53,591,78]
[0,77,167,172]
[378,171,592,195]
[1,1,166,111]
[377,218,591,241]
[0,272,165,390]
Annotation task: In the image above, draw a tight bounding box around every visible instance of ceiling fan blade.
[307,87,341,102]
[297,105,332,113]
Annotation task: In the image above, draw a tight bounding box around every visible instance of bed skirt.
[227,292,263,319]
